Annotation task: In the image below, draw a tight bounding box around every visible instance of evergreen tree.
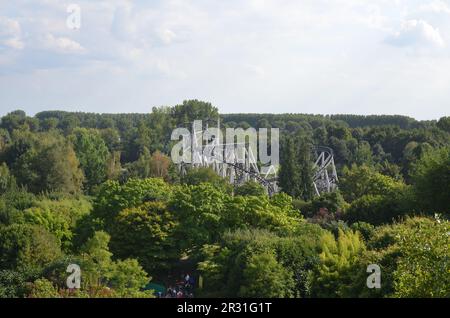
[279,135,314,200]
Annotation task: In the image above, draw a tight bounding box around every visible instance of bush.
[0,224,61,272]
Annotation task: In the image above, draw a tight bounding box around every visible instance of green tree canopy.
[69,128,110,192]
[0,224,61,273]
[5,131,84,194]
[411,147,450,215]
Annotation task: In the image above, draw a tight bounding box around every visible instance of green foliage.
[0,270,28,298]
[0,224,61,272]
[0,106,449,298]
[340,217,449,298]
[344,189,414,225]
[223,195,302,235]
[340,164,405,203]
[5,131,84,194]
[28,278,60,298]
[393,218,450,297]
[0,110,38,133]
[437,116,450,133]
[279,135,314,200]
[171,183,302,250]
[110,201,180,274]
[198,224,324,298]
[0,187,36,225]
[299,191,348,218]
[170,183,227,247]
[0,163,15,194]
[69,128,110,192]
[78,231,153,297]
[127,148,171,180]
[350,222,375,242]
[341,164,417,224]
[93,178,171,224]
[239,251,295,298]
[182,167,230,190]
[411,147,450,215]
[72,179,146,247]
[309,229,365,297]
[234,181,267,197]
[172,100,219,125]
[19,197,91,250]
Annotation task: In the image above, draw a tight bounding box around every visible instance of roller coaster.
[312,146,338,196]
[176,120,338,196]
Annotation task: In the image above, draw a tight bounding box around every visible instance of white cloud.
[156,29,177,45]
[41,33,85,53]
[0,17,25,50]
[0,0,450,119]
[419,0,450,14]
[386,19,445,47]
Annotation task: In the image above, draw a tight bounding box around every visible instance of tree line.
[0,100,448,297]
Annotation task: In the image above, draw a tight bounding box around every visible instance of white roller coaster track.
[176,120,337,197]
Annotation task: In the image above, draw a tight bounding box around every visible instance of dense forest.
[0,100,448,298]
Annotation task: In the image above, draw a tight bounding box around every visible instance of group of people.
[163,273,195,298]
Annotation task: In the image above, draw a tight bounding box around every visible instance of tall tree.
[5,131,84,194]
[69,128,110,192]
[411,147,450,215]
[279,135,314,200]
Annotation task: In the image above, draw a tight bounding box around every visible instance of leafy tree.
[128,148,171,180]
[239,251,295,298]
[342,217,449,298]
[300,191,348,218]
[234,181,266,197]
[93,178,171,225]
[0,187,35,225]
[279,135,313,200]
[0,163,15,194]
[436,116,450,133]
[0,110,30,133]
[340,164,405,203]
[223,195,301,235]
[28,278,60,298]
[99,128,121,152]
[0,270,28,298]
[350,222,375,242]
[352,141,373,166]
[172,100,219,125]
[344,189,414,225]
[108,259,152,297]
[19,197,91,251]
[309,229,365,297]
[69,128,110,192]
[0,224,61,272]
[40,118,59,131]
[393,218,450,297]
[148,150,171,179]
[106,150,122,181]
[198,225,324,298]
[0,128,11,152]
[5,131,84,194]
[170,183,227,248]
[410,147,450,215]
[182,167,229,189]
[79,231,153,297]
[110,201,180,274]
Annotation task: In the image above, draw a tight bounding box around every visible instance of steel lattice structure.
[312,146,339,196]
[177,121,337,197]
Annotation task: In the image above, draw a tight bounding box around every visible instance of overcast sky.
[1,0,450,120]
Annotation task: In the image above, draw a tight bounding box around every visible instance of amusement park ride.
[177,120,338,197]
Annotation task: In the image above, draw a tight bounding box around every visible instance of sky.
[1,0,450,120]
